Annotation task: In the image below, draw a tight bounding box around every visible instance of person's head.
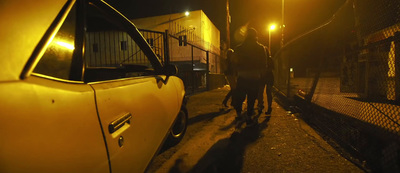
[245,28,258,42]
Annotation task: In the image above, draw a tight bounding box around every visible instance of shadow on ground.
[160,108,232,154]
[188,108,231,125]
[169,114,271,173]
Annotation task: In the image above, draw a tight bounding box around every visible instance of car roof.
[0,0,68,81]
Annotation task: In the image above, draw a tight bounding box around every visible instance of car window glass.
[33,5,76,80]
[84,4,154,81]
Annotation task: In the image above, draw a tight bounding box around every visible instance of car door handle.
[109,112,132,134]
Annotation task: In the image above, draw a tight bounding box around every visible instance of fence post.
[395,32,400,101]
[164,30,170,64]
[283,50,291,98]
[287,55,291,98]
[191,45,195,94]
[206,51,210,91]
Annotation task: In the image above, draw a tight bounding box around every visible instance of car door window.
[33,4,76,80]
[84,4,154,82]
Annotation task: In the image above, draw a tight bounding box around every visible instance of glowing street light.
[270,24,276,31]
[268,24,276,54]
[185,11,190,17]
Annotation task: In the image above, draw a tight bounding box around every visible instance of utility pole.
[226,0,231,49]
[281,0,285,48]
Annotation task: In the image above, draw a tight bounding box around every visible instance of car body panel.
[0,75,109,173]
[172,75,186,107]
[90,75,179,172]
[0,0,69,81]
[0,0,186,172]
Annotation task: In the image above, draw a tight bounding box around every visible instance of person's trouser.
[222,75,237,106]
[257,84,266,109]
[226,75,237,89]
[257,83,273,110]
[232,77,260,118]
[222,90,232,105]
[257,71,274,111]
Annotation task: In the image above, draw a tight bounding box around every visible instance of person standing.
[222,49,237,108]
[257,52,274,114]
[232,28,268,126]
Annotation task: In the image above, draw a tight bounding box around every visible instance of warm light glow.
[56,41,75,50]
[270,24,276,31]
[290,68,293,72]
[185,11,190,16]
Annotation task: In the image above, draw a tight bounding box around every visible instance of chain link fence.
[273,0,400,171]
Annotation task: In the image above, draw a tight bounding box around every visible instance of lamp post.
[226,0,231,49]
[281,0,285,48]
[268,24,276,55]
[282,0,291,97]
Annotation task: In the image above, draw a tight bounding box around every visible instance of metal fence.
[273,0,400,171]
[139,29,221,95]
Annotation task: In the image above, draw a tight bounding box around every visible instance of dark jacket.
[234,39,268,79]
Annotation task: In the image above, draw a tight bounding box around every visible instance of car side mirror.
[163,64,178,76]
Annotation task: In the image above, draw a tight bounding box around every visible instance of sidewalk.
[155,87,365,172]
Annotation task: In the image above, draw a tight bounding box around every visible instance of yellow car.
[0,0,187,172]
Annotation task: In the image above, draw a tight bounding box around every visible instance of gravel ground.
[147,87,365,173]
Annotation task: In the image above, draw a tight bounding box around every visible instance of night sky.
[106,0,346,48]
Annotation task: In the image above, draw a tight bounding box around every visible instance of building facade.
[131,10,221,74]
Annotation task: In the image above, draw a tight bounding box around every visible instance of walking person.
[231,28,268,126]
[257,52,274,114]
[222,49,237,108]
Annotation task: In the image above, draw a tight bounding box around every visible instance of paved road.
[146,87,365,173]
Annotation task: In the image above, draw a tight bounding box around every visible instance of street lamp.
[268,24,276,54]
